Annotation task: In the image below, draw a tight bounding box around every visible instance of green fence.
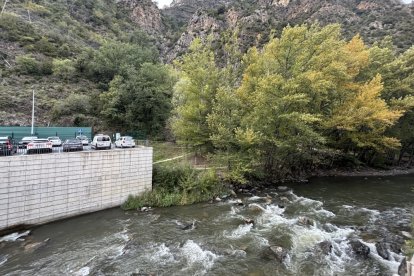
[0,126,92,141]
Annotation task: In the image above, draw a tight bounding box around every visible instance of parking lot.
[0,135,148,157]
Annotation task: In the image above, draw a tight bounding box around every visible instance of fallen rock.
[349,240,370,258]
[230,190,237,197]
[318,241,333,255]
[215,197,222,202]
[235,199,244,206]
[279,197,291,203]
[248,203,266,213]
[277,186,289,192]
[401,231,413,239]
[243,218,254,225]
[181,221,196,231]
[297,216,314,226]
[375,241,390,260]
[398,257,407,276]
[140,207,152,212]
[269,246,288,262]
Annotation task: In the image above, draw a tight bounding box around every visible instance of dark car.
[63,139,83,152]
[0,136,16,156]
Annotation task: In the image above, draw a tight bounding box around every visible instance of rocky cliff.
[160,0,414,61]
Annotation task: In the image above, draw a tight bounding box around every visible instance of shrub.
[52,58,76,79]
[0,13,38,42]
[16,55,39,74]
[15,55,53,75]
[122,165,225,209]
[51,94,91,119]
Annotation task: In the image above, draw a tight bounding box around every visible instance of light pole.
[31,90,35,135]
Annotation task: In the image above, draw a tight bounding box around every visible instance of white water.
[0,183,411,276]
[0,230,31,242]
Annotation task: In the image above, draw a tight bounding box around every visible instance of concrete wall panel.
[0,147,152,230]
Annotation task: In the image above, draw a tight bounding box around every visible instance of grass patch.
[152,141,191,162]
[122,164,226,209]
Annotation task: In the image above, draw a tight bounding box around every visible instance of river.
[0,175,413,275]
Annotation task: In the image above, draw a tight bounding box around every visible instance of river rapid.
[0,175,413,276]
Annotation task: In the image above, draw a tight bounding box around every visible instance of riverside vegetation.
[123,24,414,215]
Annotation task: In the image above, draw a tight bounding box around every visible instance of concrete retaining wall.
[0,148,152,230]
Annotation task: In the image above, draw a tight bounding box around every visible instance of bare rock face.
[166,10,222,61]
[118,0,162,33]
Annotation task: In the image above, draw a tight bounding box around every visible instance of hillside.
[0,0,413,132]
[163,0,414,60]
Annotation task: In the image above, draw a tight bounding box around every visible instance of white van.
[91,134,112,150]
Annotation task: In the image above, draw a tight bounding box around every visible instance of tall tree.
[100,64,175,137]
[171,38,219,150]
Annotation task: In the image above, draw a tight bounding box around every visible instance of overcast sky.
[155,0,173,8]
[154,0,412,8]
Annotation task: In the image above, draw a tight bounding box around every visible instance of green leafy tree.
[171,38,219,150]
[89,41,158,85]
[100,63,175,137]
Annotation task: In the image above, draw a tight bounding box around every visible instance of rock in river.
[277,186,290,192]
[297,216,314,226]
[398,257,407,276]
[268,246,288,262]
[318,241,333,255]
[375,241,390,260]
[349,240,370,258]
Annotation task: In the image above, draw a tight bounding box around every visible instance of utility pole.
[31,90,35,135]
[1,0,8,15]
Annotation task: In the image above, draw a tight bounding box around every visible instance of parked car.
[91,134,112,150]
[18,136,38,149]
[0,136,16,156]
[26,139,53,154]
[62,139,83,152]
[76,135,89,146]
[47,136,62,147]
[115,136,135,148]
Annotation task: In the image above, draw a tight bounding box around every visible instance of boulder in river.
[401,231,413,239]
[277,186,290,192]
[181,221,196,231]
[375,241,390,260]
[248,203,266,213]
[297,216,314,226]
[318,241,333,255]
[268,246,288,262]
[349,240,370,258]
[235,199,244,206]
[243,218,255,225]
[398,257,407,276]
[279,197,291,204]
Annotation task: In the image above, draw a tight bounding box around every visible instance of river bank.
[313,166,414,178]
